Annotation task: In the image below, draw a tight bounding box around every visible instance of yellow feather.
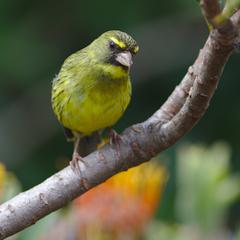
[52,30,138,137]
[52,64,131,135]
[110,37,126,49]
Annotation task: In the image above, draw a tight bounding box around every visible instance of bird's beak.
[115,51,133,68]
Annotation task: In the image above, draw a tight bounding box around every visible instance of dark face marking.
[108,40,131,70]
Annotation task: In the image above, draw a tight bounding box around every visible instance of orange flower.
[74,161,167,238]
[36,161,167,240]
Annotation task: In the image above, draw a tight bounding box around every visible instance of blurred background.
[0,0,240,239]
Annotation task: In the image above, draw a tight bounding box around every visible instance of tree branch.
[0,7,240,240]
[200,0,221,25]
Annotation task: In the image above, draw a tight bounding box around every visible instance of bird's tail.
[63,127,102,157]
[77,131,102,157]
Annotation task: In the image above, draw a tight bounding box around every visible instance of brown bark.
[0,5,239,240]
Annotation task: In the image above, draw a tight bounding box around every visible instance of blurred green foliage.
[176,143,240,231]
[147,143,240,240]
[0,0,240,236]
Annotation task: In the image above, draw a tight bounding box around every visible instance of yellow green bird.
[51,30,139,173]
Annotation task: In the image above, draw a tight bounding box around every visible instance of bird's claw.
[70,152,82,174]
[109,129,123,159]
[69,152,89,190]
[109,129,123,145]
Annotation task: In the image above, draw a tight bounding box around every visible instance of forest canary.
[51,30,139,173]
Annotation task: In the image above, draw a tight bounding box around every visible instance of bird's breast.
[61,74,131,135]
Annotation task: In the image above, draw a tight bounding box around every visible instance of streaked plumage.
[51,30,139,170]
[52,30,138,137]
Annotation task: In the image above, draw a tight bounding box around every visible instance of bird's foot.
[70,152,82,174]
[109,129,122,145]
[109,129,123,158]
[69,152,89,190]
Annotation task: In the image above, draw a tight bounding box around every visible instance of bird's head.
[90,30,139,71]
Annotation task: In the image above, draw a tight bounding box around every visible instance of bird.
[51,30,139,176]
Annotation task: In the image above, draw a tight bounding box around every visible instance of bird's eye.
[109,40,116,49]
